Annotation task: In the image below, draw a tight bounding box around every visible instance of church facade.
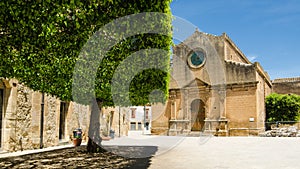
[151,31,273,136]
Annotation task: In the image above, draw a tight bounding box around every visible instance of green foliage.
[0,0,173,106]
[265,93,300,122]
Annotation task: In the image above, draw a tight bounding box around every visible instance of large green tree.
[0,0,172,152]
[266,93,300,122]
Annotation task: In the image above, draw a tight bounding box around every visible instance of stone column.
[170,91,176,120]
[2,80,18,152]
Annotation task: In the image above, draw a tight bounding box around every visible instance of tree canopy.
[265,93,300,122]
[0,0,173,106]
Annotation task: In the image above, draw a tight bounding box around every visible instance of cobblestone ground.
[0,145,151,169]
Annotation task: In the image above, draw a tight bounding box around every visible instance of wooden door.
[191,99,205,131]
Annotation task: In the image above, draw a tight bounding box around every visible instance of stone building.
[151,30,272,136]
[128,106,152,136]
[100,106,130,138]
[0,78,91,152]
[272,77,300,95]
[0,78,129,152]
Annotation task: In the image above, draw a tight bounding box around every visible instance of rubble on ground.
[259,126,300,137]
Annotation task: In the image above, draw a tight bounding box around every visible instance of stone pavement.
[1,136,300,168]
[102,135,187,158]
[149,137,300,169]
[101,135,300,168]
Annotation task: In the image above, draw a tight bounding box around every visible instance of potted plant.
[73,128,82,146]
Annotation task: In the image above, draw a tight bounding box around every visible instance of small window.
[130,122,136,130]
[123,114,126,124]
[138,122,142,130]
[131,108,136,118]
[145,109,149,119]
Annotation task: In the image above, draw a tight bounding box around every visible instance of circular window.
[188,50,206,68]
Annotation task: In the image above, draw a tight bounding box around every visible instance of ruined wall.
[272,77,300,95]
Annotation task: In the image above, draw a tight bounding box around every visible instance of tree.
[265,93,300,122]
[0,0,172,152]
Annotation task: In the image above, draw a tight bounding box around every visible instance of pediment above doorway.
[182,78,210,89]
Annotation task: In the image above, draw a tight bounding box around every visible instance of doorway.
[191,99,205,131]
[59,102,68,140]
[0,89,3,147]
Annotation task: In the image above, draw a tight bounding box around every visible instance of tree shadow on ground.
[0,145,157,169]
[103,145,158,169]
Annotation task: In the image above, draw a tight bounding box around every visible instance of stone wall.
[69,102,90,142]
[101,106,129,138]
[7,84,32,151]
[223,33,250,64]
[0,76,133,152]
[272,77,300,95]
[225,61,256,84]
[43,95,59,148]
[0,79,92,152]
[226,86,257,136]
[151,102,170,135]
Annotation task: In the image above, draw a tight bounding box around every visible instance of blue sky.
[170,0,300,80]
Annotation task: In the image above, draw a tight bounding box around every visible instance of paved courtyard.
[103,135,300,169]
[149,136,300,169]
[1,136,300,168]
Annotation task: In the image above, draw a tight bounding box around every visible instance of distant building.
[100,106,130,138]
[128,106,151,136]
[272,77,300,95]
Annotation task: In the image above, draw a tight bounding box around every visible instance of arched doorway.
[191,99,205,131]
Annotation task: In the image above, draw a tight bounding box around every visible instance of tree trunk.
[87,99,106,153]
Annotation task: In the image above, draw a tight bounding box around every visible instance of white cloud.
[247,55,258,62]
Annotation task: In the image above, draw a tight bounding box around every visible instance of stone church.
[151,30,274,136]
